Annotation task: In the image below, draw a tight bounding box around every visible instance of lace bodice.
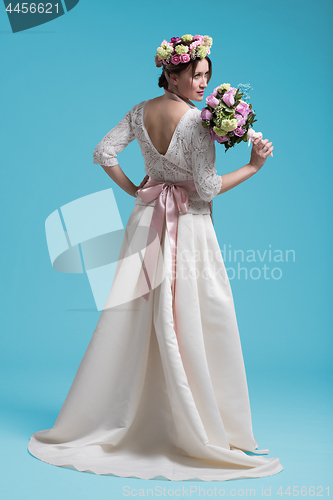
[93,100,223,215]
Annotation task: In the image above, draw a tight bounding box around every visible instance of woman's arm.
[100,164,149,198]
[218,137,274,195]
[94,106,149,197]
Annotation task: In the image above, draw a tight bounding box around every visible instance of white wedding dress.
[27,90,283,481]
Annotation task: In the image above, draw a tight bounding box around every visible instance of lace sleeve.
[93,108,136,167]
[191,124,223,202]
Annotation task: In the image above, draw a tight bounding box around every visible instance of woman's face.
[170,58,209,102]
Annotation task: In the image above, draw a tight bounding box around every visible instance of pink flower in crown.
[235,113,246,127]
[210,129,229,143]
[171,55,181,65]
[170,37,181,43]
[193,35,204,44]
[233,127,245,137]
[206,94,219,108]
[207,47,211,54]
[161,39,173,47]
[201,108,213,120]
[180,53,190,63]
[223,90,235,107]
[190,40,201,51]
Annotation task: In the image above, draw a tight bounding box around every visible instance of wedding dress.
[27,89,283,481]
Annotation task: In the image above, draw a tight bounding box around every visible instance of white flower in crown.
[197,45,208,59]
[175,44,189,55]
[156,39,173,61]
[203,35,213,47]
[181,34,193,42]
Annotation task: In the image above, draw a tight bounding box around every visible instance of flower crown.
[155,34,213,67]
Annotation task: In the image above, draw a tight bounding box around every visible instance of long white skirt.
[27,204,283,481]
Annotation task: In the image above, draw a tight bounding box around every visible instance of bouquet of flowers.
[201,83,272,155]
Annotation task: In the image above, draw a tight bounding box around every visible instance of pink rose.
[222,90,235,107]
[235,113,246,127]
[212,86,220,97]
[216,134,229,143]
[235,102,250,117]
[201,108,213,120]
[193,35,204,43]
[171,55,181,65]
[180,53,190,63]
[233,127,245,137]
[206,94,219,108]
[210,129,229,143]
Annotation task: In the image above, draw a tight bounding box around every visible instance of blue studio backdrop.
[1,1,332,499]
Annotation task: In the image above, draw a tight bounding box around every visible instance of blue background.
[1,0,332,498]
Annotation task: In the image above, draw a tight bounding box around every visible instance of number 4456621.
[5,3,59,14]
[277,486,329,496]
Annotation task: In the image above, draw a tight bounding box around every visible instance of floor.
[1,367,332,500]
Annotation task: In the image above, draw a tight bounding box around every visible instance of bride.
[28,33,281,481]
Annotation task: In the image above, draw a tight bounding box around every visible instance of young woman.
[28,34,282,481]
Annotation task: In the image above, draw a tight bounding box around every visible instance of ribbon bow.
[247,128,273,157]
[136,176,198,306]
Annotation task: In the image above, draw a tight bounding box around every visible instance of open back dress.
[27,90,283,481]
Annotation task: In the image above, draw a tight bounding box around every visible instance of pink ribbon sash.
[136,176,198,305]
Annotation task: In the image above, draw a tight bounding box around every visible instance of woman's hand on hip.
[136,174,149,191]
[133,174,149,197]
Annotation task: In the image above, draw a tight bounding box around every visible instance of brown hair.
[158,56,212,90]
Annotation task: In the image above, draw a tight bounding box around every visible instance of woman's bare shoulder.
[144,96,190,121]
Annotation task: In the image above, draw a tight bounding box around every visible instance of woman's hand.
[135,174,149,193]
[249,137,274,172]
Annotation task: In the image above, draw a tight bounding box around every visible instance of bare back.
[143,96,191,156]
